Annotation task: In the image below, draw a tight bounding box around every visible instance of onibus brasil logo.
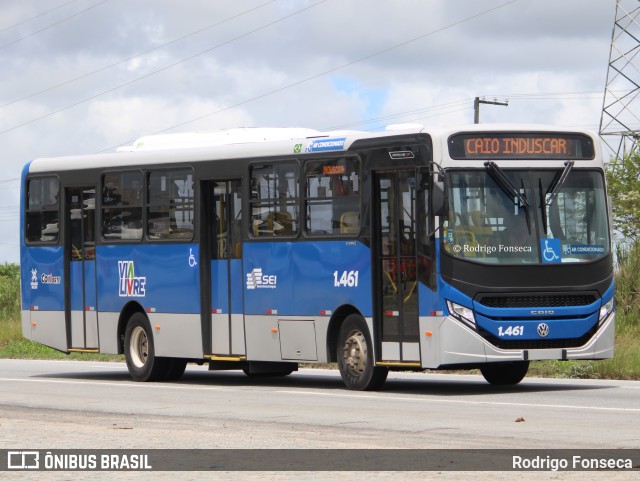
[118,261,146,297]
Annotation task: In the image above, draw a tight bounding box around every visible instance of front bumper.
[419,311,615,369]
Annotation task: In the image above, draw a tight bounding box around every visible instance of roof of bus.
[27,125,421,172]
[27,123,599,173]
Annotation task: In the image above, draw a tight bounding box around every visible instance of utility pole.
[474,97,508,124]
[599,0,640,159]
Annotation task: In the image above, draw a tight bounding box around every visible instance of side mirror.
[432,180,445,217]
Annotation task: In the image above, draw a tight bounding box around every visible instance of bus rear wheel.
[124,312,169,382]
[480,361,530,386]
[337,314,388,391]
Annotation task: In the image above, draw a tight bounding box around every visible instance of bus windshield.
[442,169,610,264]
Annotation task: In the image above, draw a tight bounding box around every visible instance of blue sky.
[0,0,618,263]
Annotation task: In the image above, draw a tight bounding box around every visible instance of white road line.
[1,377,639,413]
[0,377,238,393]
[0,360,128,370]
[274,390,640,413]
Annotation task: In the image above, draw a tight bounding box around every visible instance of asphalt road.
[0,359,638,480]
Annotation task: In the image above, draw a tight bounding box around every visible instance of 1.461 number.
[497,325,524,336]
[333,270,359,287]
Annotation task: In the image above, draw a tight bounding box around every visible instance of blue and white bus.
[20,124,614,390]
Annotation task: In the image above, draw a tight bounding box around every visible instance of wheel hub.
[130,326,149,368]
[343,330,367,375]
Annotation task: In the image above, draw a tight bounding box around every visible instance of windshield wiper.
[539,178,548,234]
[546,161,574,207]
[540,160,574,234]
[484,162,529,207]
[484,161,531,233]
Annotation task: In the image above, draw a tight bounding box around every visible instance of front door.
[374,170,420,361]
[208,180,245,356]
[67,186,98,349]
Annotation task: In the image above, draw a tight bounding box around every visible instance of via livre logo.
[118,261,146,297]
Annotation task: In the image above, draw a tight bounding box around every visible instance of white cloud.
[86,96,255,148]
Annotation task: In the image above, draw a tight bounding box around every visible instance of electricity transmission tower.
[599,0,640,159]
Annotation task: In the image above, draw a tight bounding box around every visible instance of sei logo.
[333,270,359,287]
[246,268,277,289]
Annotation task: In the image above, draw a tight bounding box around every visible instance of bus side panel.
[243,241,371,316]
[418,279,442,317]
[20,246,67,351]
[417,283,443,367]
[243,242,292,315]
[96,243,203,358]
[243,242,291,361]
[292,241,372,316]
[97,312,120,354]
[243,240,372,362]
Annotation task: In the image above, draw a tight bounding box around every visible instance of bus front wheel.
[124,312,169,382]
[337,314,388,391]
[480,361,530,386]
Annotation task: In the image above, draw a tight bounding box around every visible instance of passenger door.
[206,180,245,356]
[373,170,420,361]
[66,186,98,350]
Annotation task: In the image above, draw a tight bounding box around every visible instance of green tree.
[606,151,640,240]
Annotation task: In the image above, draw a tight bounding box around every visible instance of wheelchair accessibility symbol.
[540,238,561,263]
[188,248,198,268]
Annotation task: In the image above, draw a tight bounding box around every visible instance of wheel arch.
[117,301,147,354]
[326,304,366,362]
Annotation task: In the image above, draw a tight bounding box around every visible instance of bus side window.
[147,169,194,240]
[26,177,59,244]
[250,162,299,237]
[304,157,360,236]
[102,171,143,241]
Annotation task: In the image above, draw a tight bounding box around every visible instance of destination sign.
[448,133,594,160]
[323,165,346,175]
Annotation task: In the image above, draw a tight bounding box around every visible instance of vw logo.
[537,323,550,337]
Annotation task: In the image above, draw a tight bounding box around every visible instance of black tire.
[337,314,388,390]
[162,359,187,381]
[480,361,530,386]
[124,312,169,382]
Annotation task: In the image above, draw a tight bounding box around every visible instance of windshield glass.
[442,169,609,264]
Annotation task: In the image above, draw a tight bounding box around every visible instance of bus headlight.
[599,298,614,325]
[446,300,476,327]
